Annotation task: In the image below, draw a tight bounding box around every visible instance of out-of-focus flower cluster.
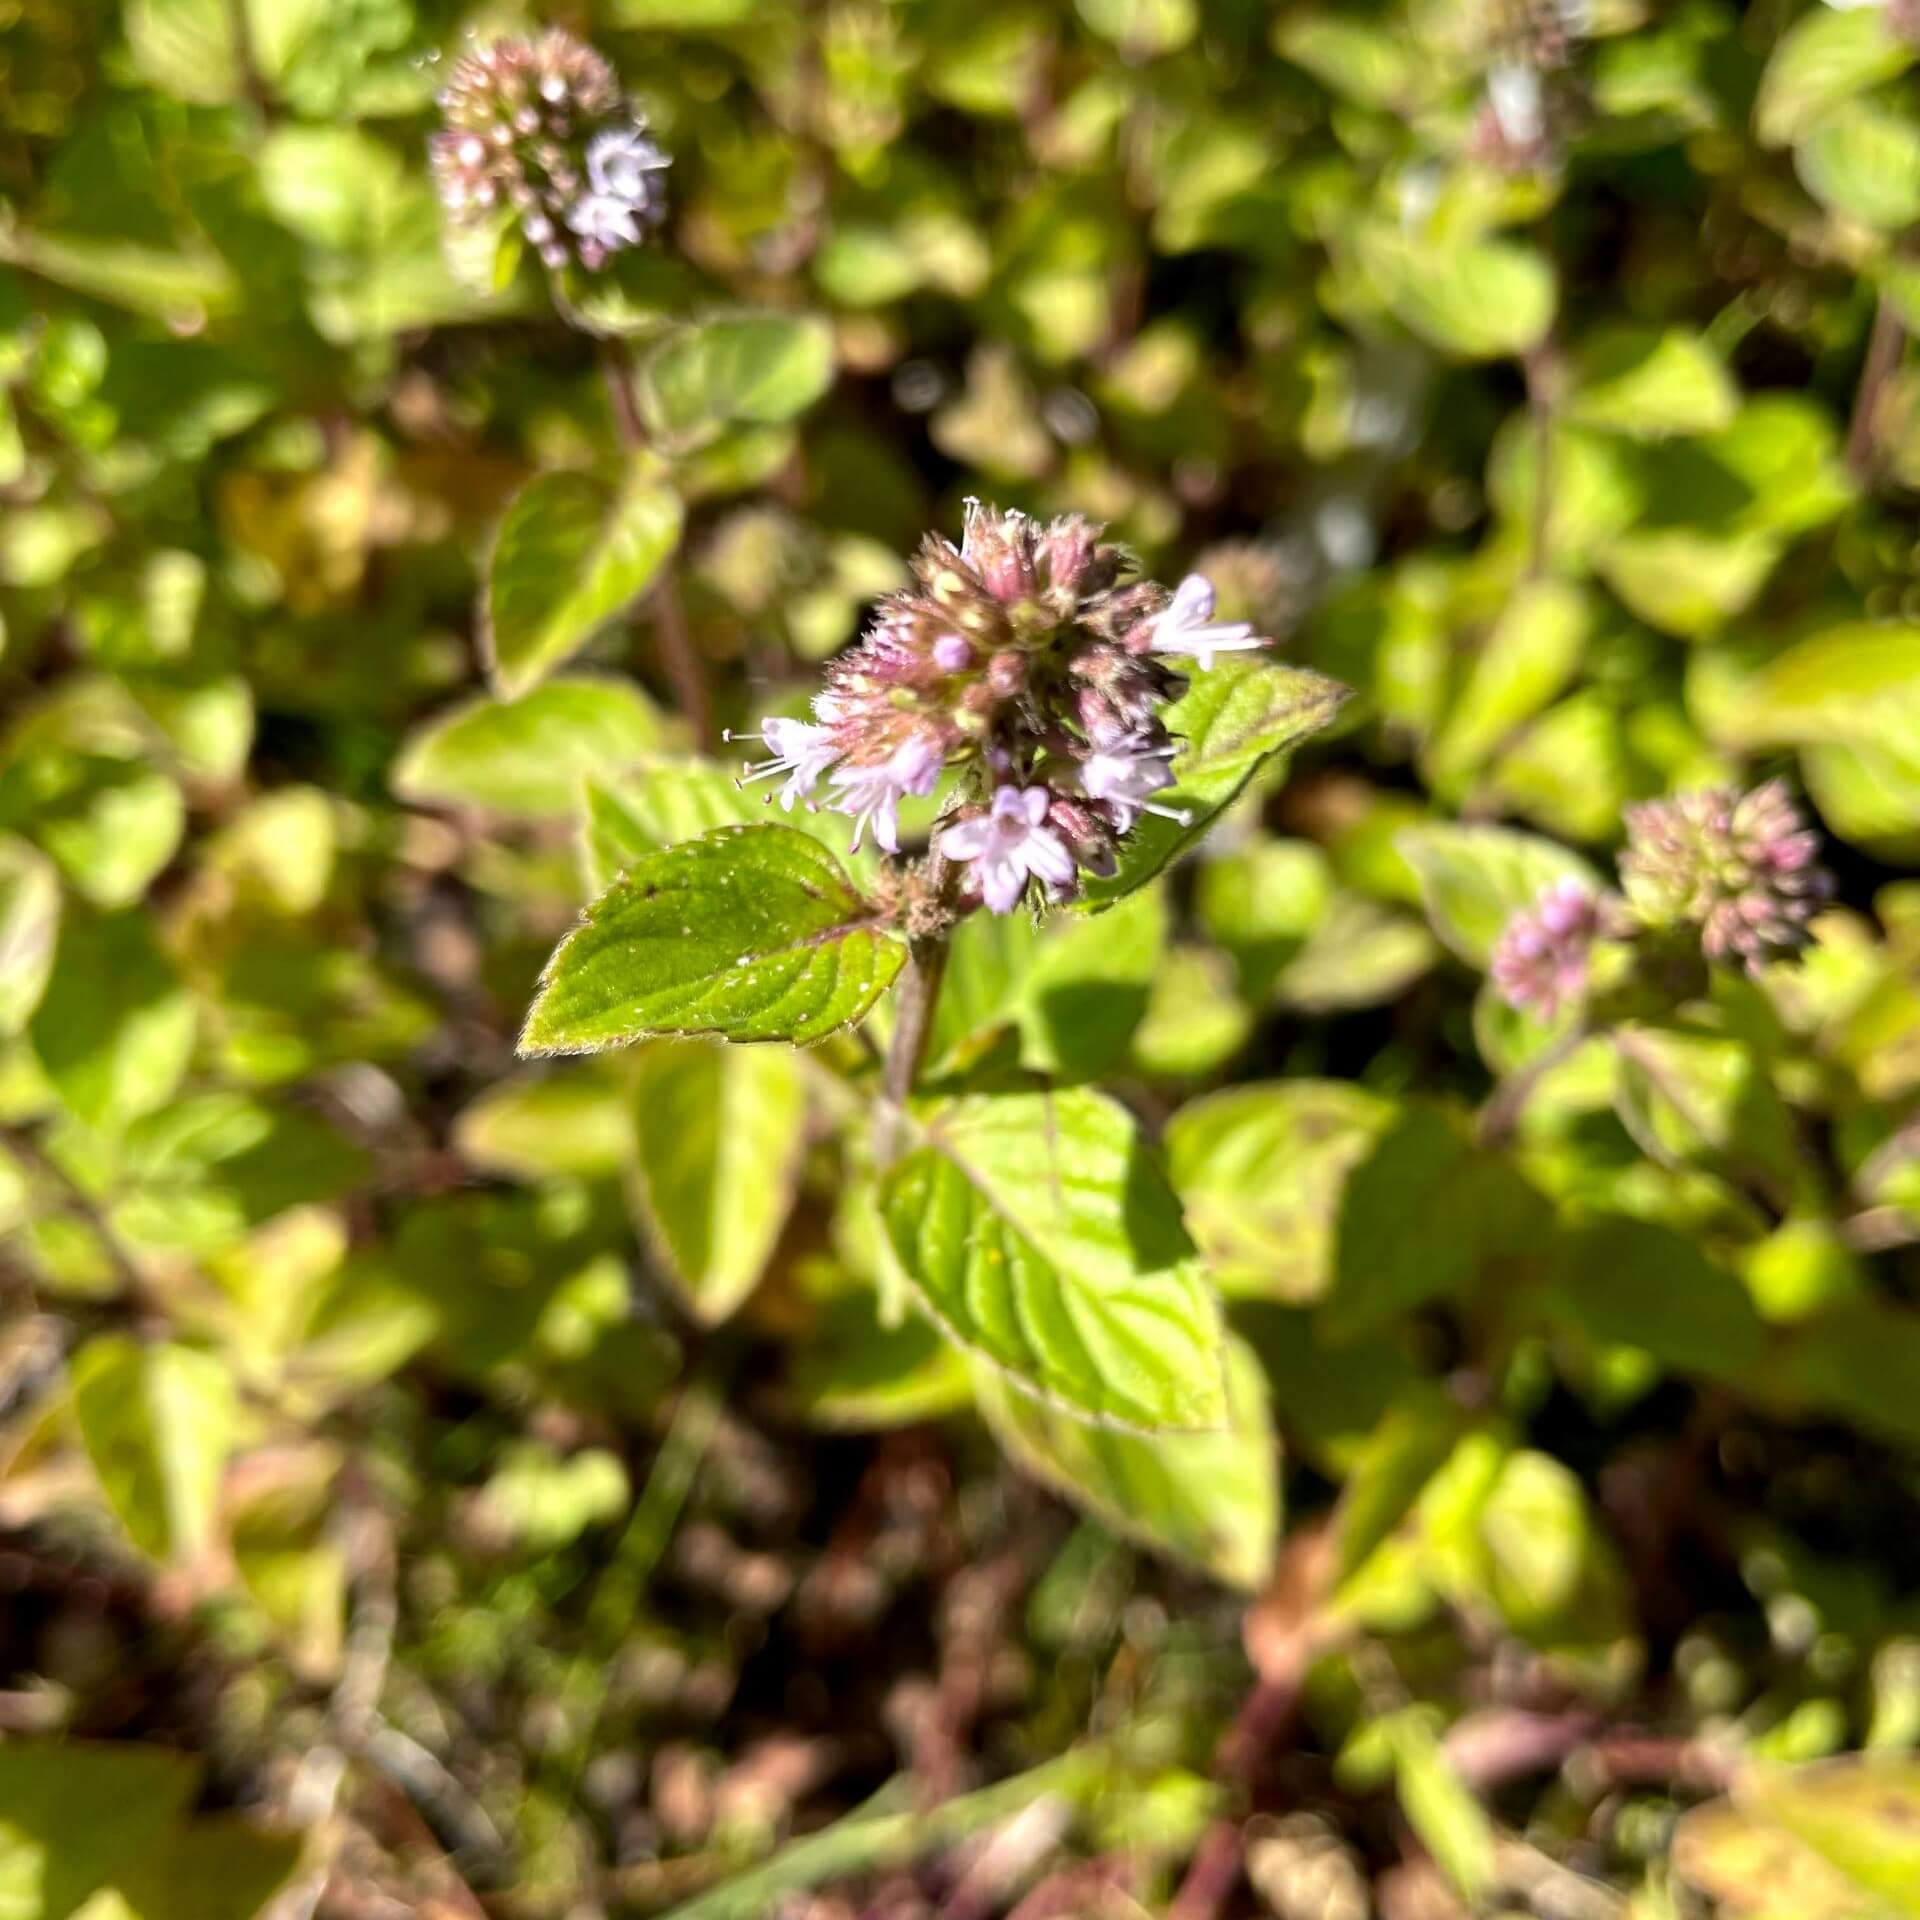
[429,30,669,274]
[1491,879,1605,1021]
[1620,780,1834,972]
[1473,0,1590,172]
[1491,779,1835,1022]
[733,502,1269,916]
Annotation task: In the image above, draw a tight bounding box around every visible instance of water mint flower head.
[730,499,1277,914]
[430,30,668,274]
[1621,780,1834,973]
[1491,879,1604,1019]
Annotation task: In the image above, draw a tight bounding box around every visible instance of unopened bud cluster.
[1620,780,1833,973]
[430,30,668,274]
[732,502,1269,917]
[1491,779,1834,1021]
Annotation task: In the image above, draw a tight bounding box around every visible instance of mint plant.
[520,496,1346,1439]
[6,2,1920,1916]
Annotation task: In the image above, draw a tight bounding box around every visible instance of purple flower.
[1143,575,1264,670]
[586,125,669,201]
[1491,879,1602,1020]
[940,786,1077,914]
[828,734,943,853]
[1079,731,1183,831]
[729,717,841,811]
[567,191,646,251]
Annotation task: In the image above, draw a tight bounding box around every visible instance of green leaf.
[1130,944,1253,1078]
[1797,100,1920,230]
[1273,13,1416,108]
[0,226,236,324]
[1596,527,1781,636]
[788,1292,975,1430]
[1678,1760,1920,1920]
[579,755,864,893]
[1077,0,1196,59]
[1371,235,1556,361]
[29,910,195,1134]
[638,314,836,446]
[35,765,185,909]
[393,676,671,818]
[0,1740,200,1920]
[1802,736,1920,861]
[110,1814,307,1920]
[1324,1105,1555,1339]
[1613,1024,1799,1204]
[972,1332,1279,1589]
[475,1441,630,1555]
[1426,581,1592,796]
[0,835,59,1036]
[1566,325,1739,440]
[483,472,682,699]
[1715,623,1920,757]
[125,0,239,103]
[1543,1218,1769,1384]
[879,1087,1229,1433]
[70,1336,237,1565]
[1166,1081,1393,1302]
[1767,1296,1920,1453]
[1755,5,1916,147]
[1016,885,1167,1078]
[1079,659,1349,908]
[454,1067,636,1182]
[629,1041,808,1324]
[1397,822,1599,969]
[522,824,904,1052]
[1388,1712,1498,1905]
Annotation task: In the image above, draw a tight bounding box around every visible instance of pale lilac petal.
[1025,827,1076,887]
[940,818,992,860]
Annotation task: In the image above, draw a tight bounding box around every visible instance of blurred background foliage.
[4,0,1920,1915]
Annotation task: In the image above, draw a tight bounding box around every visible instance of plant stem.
[597,343,716,750]
[1522,339,1558,581]
[879,932,949,1165]
[1476,1023,1589,1150]
[1846,291,1905,480]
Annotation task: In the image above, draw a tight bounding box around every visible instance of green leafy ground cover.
[3,1,1920,1915]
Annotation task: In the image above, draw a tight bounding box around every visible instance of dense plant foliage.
[4,0,1920,1914]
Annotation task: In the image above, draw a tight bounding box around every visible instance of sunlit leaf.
[394,676,672,817]
[70,1336,237,1565]
[973,1333,1279,1588]
[484,472,682,699]
[523,824,904,1051]
[629,1040,808,1323]
[880,1088,1229,1433]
